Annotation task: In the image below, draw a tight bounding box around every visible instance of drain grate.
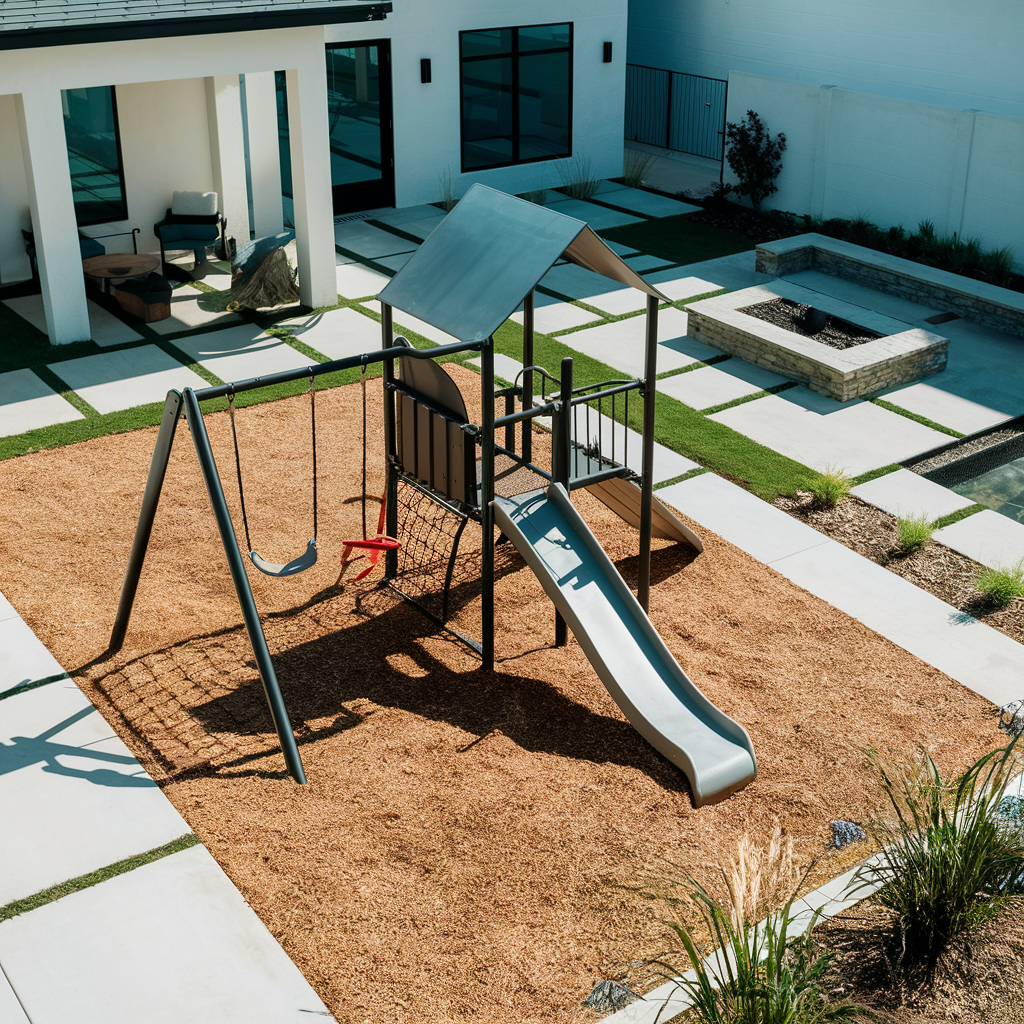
[923,311,961,325]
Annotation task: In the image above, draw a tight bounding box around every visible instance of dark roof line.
[0,3,391,50]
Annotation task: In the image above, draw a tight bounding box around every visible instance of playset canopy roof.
[377,184,668,345]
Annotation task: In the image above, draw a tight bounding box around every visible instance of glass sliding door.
[326,41,394,213]
[62,86,128,225]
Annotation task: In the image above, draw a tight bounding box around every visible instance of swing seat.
[250,538,318,577]
[340,536,401,582]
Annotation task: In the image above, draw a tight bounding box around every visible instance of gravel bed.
[774,492,1024,645]
[739,297,881,350]
[908,421,1024,476]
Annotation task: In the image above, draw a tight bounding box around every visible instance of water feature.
[953,454,1024,524]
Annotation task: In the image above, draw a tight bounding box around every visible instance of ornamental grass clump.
[856,739,1024,981]
[976,560,1024,606]
[808,466,851,508]
[622,147,656,188]
[558,153,599,200]
[896,514,933,554]
[654,829,861,1024]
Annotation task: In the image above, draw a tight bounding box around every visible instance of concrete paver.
[881,381,1013,435]
[540,262,617,301]
[624,254,674,272]
[711,386,950,476]
[0,615,69,693]
[782,269,939,323]
[362,300,460,346]
[376,251,414,272]
[0,369,83,439]
[335,261,392,299]
[47,345,208,414]
[647,252,765,293]
[643,273,723,302]
[602,240,639,257]
[277,307,384,361]
[172,325,313,382]
[935,510,1024,571]
[2,294,143,347]
[334,219,417,259]
[0,677,190,906]
[851,469,975,521]
[468,353,527,386]
[149,288,241,335]
[657,359,788,410]
[509,299,601,334]
[0,845,335,1024]
[0,971,29,1024]
[597,187,699,218]
[385,217,446,241]
[372,204,446,226]
[543,197,644,230]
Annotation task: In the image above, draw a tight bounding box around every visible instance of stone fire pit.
[685,282,949,402]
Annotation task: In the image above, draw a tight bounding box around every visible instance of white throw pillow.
[171,191,219,217]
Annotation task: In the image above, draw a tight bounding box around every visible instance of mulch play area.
[0,364,1006,1023]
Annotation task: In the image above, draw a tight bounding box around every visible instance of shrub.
[622,147,656,188]
[438,166,459,212]
[897,514,933,553]
[656,829,860,1024]
[724,110,787,212]
[857,740,1024,979]
[808,466,851,508]
[558,153,599,200]
[977,560,1024,606]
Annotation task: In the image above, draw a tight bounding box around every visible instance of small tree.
[724,110,787,211]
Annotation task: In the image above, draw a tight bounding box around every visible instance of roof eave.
[0,3,392,51]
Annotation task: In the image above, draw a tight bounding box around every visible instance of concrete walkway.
[0,591,336,1023]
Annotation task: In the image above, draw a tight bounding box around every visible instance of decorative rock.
[830,820,867,849]
[1000,699,1024,738]
[582,979,639,1011]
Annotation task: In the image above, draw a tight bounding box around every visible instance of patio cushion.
[171,190,218,217]
[78,234,105,259]
[155,223,220,245]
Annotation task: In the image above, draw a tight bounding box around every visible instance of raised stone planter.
[686,280,948,402]
[756,234,1024,339]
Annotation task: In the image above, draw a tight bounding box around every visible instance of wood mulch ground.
[0,365,1008,1023]
[774,492,1024,646]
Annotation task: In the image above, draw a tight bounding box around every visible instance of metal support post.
[638,296,659,613]
[110,390,183,650]
[181,388,306,784]
[521,288,535,463]
[553,356,573,647]
[381,302,400,577]
[480,341,496,671]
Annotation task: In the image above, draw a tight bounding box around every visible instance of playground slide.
[493,484,756,806]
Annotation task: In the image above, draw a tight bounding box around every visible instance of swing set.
[108,185,751,800]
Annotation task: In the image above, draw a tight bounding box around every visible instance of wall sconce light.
[603,42,613,63]
[421,58,432,84]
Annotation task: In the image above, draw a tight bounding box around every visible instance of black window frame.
[458,21,573,173]
[62,84,129,227]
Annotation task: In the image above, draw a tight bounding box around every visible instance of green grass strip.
[870,398,965,438]
[852,463,904,485]
[654,466,709,490]
[0,834,202,923]
[931,503,988,530]
[366,220,425,246]
[600,213,752,267]
[700,381,799,416]
[0,672,69,703]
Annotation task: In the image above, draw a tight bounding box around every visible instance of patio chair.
[154,191,231,281]
[22,229,106,281]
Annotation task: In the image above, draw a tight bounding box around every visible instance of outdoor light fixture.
[420,58,432,83]
[603,42,613,63]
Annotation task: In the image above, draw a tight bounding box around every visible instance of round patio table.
[82,252,160,281]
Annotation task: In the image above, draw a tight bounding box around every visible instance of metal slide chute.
[493,484,756,806]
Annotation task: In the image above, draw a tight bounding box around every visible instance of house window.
[62,86,128,225]
[460,23,572,172]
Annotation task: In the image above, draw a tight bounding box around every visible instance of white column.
[285,61,337,308]
[206,74,251,247]
[15,89,91,345]
[244,71,285,238]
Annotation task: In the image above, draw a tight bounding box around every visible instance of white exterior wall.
[0,94,32,282]
[627,0,1024,122]
[724,73,1024,266]
[326,0,629,206]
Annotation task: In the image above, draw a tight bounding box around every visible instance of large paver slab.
[624,254,675,272]
[468,353,527,386]
[711,386,950,476]
[597,187,699,218]
[0,678,190,905]
[564,307,710,379]
[881,381,1014,435]
[660,472,1024,711]
[641,273,722,303]
[935,510,1024,570]
[384,217,446,242]
[334,219,416,259]
[0,972,29,1024]
[335,261,391,299]
[782,269,940,324]
[0,369,83,439]
[543,197,644,230]
[509,299,601,334]
[0,615,68,693]
[591,180,629,195]
[0,845,334,1024]
[376,251,414,272]
[362,300,460,345]
[578,286,650,316]
[373,204,446,226]
[658,473,831,565]
[278,307,383,361]
[602,240,639,257]
[149,288,241,335]
[0,589,17,623]
[657,359,789,410]
[47,345,207,414]
[2,293,143,347]
[540,262,616,301]
[172,325,312,382]
[851,469,975,521]
[647,251,764,294]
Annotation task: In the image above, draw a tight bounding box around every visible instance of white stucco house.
[626,0,1024,261]
[0,0,629,344]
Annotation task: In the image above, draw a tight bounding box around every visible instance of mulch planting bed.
[774,492,1024,645]
[0,365,1008,1023]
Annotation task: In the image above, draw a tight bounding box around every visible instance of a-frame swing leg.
[180,388,306,784]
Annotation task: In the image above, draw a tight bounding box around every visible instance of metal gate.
[625,65,728,161]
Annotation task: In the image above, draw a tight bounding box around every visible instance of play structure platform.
[495,484,756,806]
